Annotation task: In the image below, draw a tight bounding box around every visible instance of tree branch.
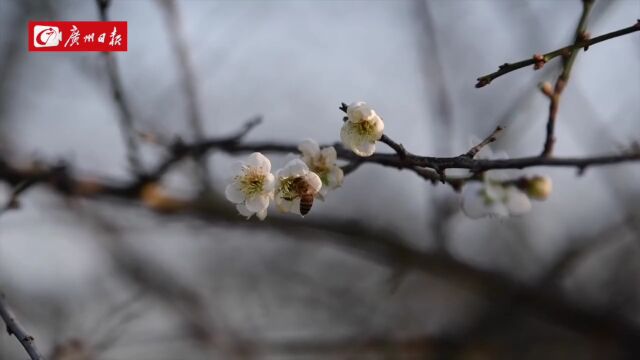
[158,0,213,190]
[0,293,45,360]
[465,126,504,158]
[146,121,639,182]
[475,19,640,88]
[97,0,143,174]
[1,147,640,352]
[540,0,595,156]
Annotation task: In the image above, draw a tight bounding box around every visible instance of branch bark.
[475,19,639,88]
[0,293,45,360]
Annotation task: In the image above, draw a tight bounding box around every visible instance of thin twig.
[0,179,35,216]
[97,0,143,174]
[0,293,45,360]
[475,19,640,88]
[158,0,213,190]
[541,0,596,156]
[379,134,407,159]
[465,126,504,158]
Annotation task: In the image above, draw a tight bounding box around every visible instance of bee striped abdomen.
[299,194,314,215]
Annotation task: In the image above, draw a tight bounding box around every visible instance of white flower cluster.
[224,101,551,221]
[225,141,344,220]
[460,145,553,219]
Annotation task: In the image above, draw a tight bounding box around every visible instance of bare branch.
[475,19,640,88]
[97,0,143,174]
[0,179,36,216]
[158,0,213,190]
[541,0,595,156]
[465,126,504,158]
[0,293,45,360]
[1,149,640,352]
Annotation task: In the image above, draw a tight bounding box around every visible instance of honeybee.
[287,177,315,215]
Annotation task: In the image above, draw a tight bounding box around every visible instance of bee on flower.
[340,101,384,157]
[298,139,343,197]
[225,152,275,220]
[274,159,322,216]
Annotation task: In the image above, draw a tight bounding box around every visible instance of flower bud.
[539,82,554,98]
[525,175,552,200]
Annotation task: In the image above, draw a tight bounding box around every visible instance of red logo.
[28,21,127,52]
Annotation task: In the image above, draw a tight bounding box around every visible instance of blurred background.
[1,0,639,359]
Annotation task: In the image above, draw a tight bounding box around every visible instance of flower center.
[277,176,298,199]
[354,120,377,138]
[239,169,265,197]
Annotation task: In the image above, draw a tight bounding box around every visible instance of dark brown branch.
[475,19,640,88]
[0,293,45,360]
[139,119,638,188]
[2,120,638,200]
[379,134,407,159]
[1,152,640,352]
[0,179,36,216]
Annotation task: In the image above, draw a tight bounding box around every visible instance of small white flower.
[225,152,275,220]
[340,101,384,157]
[274,159,322,216]
[298,139,344,197]
[461,178,531,219]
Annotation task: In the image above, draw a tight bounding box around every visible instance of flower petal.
[263,173,275,192]
[225,183,245,203]
[256,208,268,220]
[505,187,532,215]
[328,167,344,188]
[276,196,294,213]
[245,194,269,212]
[371,117,384,139]
[461,183,488,219]
[305,171,322,193]
[352,141,376,157]
[298,139,320,157]
[236,203,254,219]
[340,122,355,146]
[321,146,337,164]
[347,102,369,122]
[281,158,309,178]
[246,152,271,173]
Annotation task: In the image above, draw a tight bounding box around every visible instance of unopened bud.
[539,82,554,98]
[525,175,552,200]
[533,54,546,70]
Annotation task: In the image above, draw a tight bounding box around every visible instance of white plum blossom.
[274,159,322,216]
[298,139,343,197]
[225,152,274,220]
[340,101,384,157]
[461,178,532,219]
[456,138,534,219]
